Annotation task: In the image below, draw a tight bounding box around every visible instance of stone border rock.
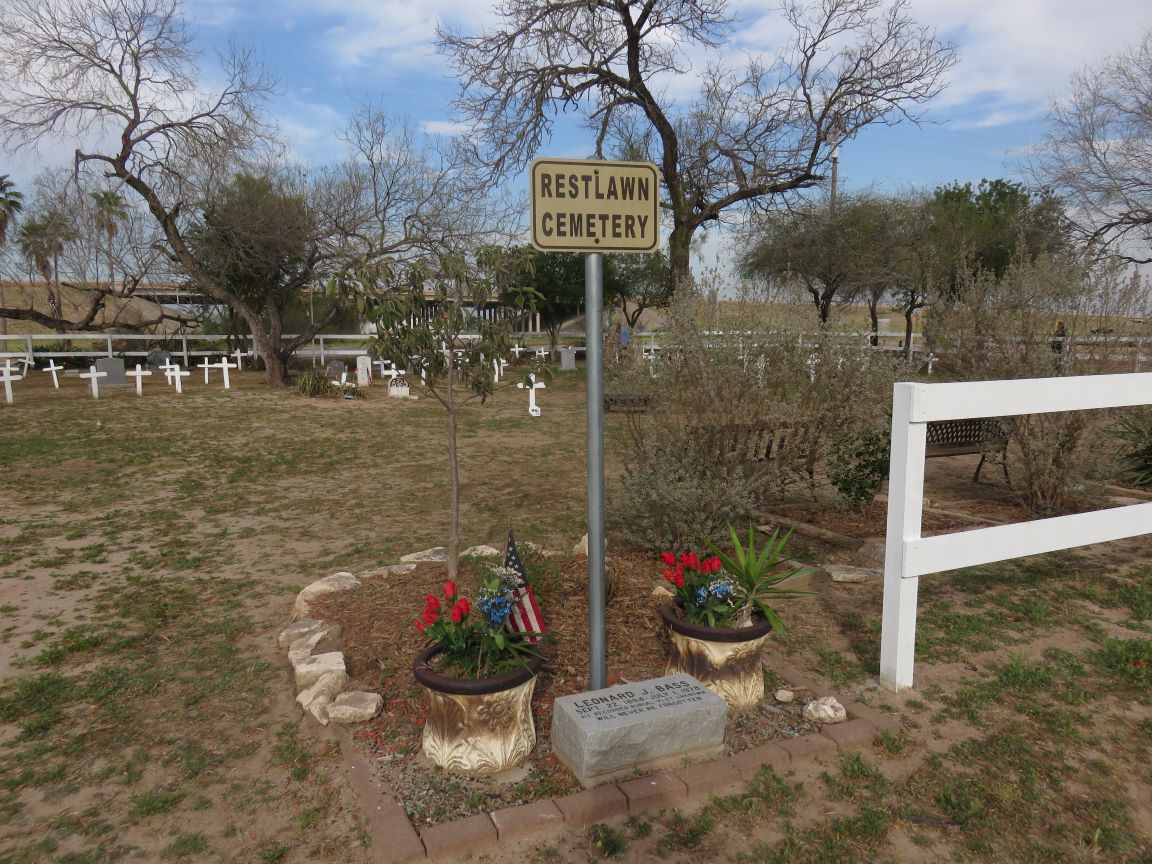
[281,563,416,725]
[284,549,905,863]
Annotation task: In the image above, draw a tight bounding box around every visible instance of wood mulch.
[309,549,819,827]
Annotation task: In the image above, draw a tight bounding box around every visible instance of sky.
[6,0,1152,259]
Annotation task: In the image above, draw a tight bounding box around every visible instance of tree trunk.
[904,308,915,360]
[868,299,879,347]
[667,223,693,296]
[445,358,460,583]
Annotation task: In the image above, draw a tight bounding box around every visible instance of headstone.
[42,359,65,389]
[95,357,127,387]
[517,373,545,417]
[560,347,577,371]
[373,358,391,379]
[327,360,345,381]
[356,355,372,387]
[79,365,109,399]
[388,376,410,399]
[125,363,152,396]
[551,675,727,787]
[146,349,171,370]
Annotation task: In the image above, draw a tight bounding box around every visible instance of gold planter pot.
[661,603,773,710]
[412,645,541,775]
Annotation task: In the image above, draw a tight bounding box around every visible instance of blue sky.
[173,0,1152,191]
[8,0,1152,236]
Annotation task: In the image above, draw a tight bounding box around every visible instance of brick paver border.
[338,651,904,863]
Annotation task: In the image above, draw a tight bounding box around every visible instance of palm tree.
[90,189,128,322]
[0,175,24,345]
[18,210,76,329]
[0,175,23,249]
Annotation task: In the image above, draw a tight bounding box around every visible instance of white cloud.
[421,120,469,136]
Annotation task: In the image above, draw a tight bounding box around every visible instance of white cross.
[198,357,213,383]
[517,373,546,417]
[159,359,179,385]
[16,356,33,375]
[534,348,549,360]
[232,349,246,371]
[0,364,18,404]
[79,365,108,399]
[42,359,65,389]
[170,364,190,394]
[511,346,527,360]
[125,363,152,396]
[373,358,392,379]
[213,358,237,389]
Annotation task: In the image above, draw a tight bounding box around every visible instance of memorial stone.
[551,674,727,787]
[327,360,345,381]
[146,349,171,370]
[560,346,577,371]
[355,355,372,388]
[95,357,128,387]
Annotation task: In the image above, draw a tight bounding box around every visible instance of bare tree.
[439,0,957,293]
[0,0,285,364]
[1033,32,1152,264]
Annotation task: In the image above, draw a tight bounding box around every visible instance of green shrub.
[609,431,761,552]
[828,427,890,510]
[1112,409,1152,486]
[296,369,335,398]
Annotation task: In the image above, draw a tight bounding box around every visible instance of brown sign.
[530,158,660,253]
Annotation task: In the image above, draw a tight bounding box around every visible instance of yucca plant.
[1112,410,1152,486]
[706,523,812,632]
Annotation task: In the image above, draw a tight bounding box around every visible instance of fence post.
[879,382,927,691]
[26,335,34,360]
[106,336,113,358]
[181,335,189,366]
[319,336,325,366]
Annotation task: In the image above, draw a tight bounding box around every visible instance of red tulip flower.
[444,581,457,600]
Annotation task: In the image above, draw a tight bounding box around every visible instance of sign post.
[530,157,659,691]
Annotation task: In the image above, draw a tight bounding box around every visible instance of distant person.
[619,322,630,349]
[1050,321,1066,354]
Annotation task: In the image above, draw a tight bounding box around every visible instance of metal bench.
[926,417,1009,484]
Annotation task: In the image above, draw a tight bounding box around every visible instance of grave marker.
[125,364,152,395]
[327,360,345,381]
[517,373,546,417]
[95,357,127,387]
[170,364,190,394]
[388,375,410,399]
[42,359,64,389]
[232,349,246,371]
[213,357,237,389]
[0,364,18,404]
[158,359,179,385]
[551,675,726,787]
[356,355,372,388]
[79,365,108,399]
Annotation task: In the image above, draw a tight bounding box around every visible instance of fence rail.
[879,372,1152,691]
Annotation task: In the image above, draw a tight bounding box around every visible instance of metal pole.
[585,252,606,692]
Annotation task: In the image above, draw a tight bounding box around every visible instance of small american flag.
[503,529,545,643]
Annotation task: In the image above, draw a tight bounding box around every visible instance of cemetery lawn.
[0,368,1149,863]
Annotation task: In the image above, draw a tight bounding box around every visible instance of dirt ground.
[0,365,1149,864]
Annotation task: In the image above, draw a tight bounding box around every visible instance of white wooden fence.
[879,372,1152,690]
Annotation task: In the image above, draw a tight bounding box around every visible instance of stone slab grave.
[95,357,127,387]
[327,360,346,381]
[560,346,577,371]
[356,355,372,387]
[551,674,727,787]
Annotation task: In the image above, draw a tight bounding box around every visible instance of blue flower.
[477,595,512,627]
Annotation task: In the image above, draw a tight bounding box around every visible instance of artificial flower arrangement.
[660,524,811,631]
[414,565,541,679]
